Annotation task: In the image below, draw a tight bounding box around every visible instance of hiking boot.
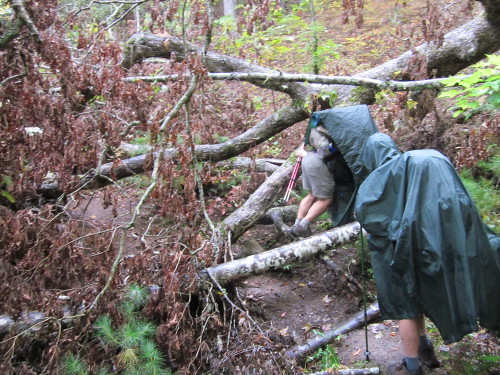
[387,361,423,375]
[289,223,312,238]
[419,344,440,368]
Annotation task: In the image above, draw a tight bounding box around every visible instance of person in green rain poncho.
[354,132,500,375]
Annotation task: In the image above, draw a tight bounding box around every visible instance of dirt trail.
[73,190,499,374]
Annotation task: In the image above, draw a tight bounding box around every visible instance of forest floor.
[69,189,500,375]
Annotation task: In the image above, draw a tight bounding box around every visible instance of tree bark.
[38,106,307,195]
[286,302,380,360]
[123,15,500,105]
[218,153,298,241]
[258,205,298,225]
[41,13,500,196]
[122,33,310,99]
[201,222,360,286]
[309,369,380,375]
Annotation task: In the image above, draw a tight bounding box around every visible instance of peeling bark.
[201,222,361,286]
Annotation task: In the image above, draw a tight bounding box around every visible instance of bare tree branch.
[124,72,451,91]
[286,302,380,360]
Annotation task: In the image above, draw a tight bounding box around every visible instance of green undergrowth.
[460,155,500,233]
[61,284,174,375]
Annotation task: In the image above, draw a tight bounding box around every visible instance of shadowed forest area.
[0,0,499,374]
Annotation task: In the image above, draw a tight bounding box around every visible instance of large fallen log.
[38,105,307,196]
[309,368,380,375]
[201,222,360,286]
[218,153,298,242]
[286,302,380,360]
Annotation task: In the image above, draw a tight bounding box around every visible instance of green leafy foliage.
[460,157,500,233]
[0,174,14,204]
[62,285,174,375]
[438,54,500,118]
[306,342,341,371]
[213,1,339,72]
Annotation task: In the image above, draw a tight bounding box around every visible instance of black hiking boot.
[387,361,423,375]
[419,343,440,368]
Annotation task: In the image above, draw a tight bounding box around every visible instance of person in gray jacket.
[290,127,336,237]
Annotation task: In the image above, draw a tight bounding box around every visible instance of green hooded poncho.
[306,105,378,226]
[354,132,500,344]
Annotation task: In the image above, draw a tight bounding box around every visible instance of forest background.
[0,0,499,374]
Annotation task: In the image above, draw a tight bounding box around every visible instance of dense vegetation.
[0,1,498,374]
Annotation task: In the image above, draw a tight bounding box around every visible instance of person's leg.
[388,319,422,374]
[399,319,420,358]
[303,197,333,222]
[290,192,315,236]
[297,192,316,220]
[416,315,426,336]
[292,197,333,238]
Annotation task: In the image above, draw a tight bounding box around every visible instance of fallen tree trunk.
[201,222,360,286]
[124,15,500,106]
[218,153,298,242]
[38,106,307,195]
[286,302,380,360]
[309,368,380,375]
[40,14,500,198]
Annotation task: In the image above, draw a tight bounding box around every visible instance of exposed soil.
[68,189,499,375]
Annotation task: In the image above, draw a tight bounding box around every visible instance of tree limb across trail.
[123,15,500,104]
[200,222,361,286]
[286,302,380,360]
[38,106,306,194]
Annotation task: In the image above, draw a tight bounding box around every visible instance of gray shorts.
[302,152,335,199]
